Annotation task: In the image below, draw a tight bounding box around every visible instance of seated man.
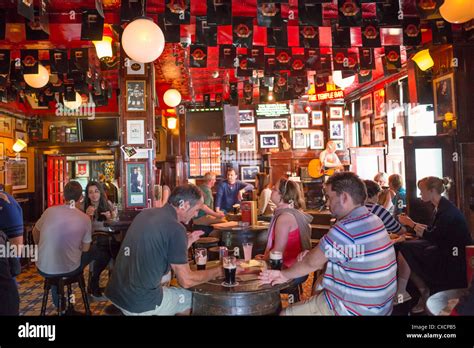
[215,168,254,213]
[105,184,222,316]
[193,172,225,233]
[259,172,397,316]
[33,181,92,309]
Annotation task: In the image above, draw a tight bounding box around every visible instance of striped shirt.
[365,203,402,234]
[319,206,397,316]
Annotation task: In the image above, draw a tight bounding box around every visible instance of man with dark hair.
[33,181,92,310]
[105,184,222,315]
[215,168,254,213]
[364,180,406,235]
[260,172,397,316]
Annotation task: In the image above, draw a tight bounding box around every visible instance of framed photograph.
[75,161,89,177]
[311,110,324,126]
[237,127,256,152]
[433,73,455,121]
[241,165,259,182]
[257,118,288,132]
[374,122,386,142]
[260,133,279,149]
[15,118,27,131]
[329,121,344,139]
[15,131,28,151]
[126,59,145,75]
[333,140,344,151]
[374,89,386,119]
[126,119,145,145]
[360,94,373,117]
[126,80,146,111]
[5,158,27,190]
[360,118,371,145]
[239,110,255,124]
[291,113,309,128]
[309,130,324,150]
[0,116,13,138]
[0,142,4,160]
[292,130,307,149]
[329,106,343,119]
[126,162,147,208]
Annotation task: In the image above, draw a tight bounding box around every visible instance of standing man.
[105,184,222,315]
[193,172,225,232]
[215,168,254,213]
[259,172,397,316]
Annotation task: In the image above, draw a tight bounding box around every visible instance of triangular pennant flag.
[320,54,332,72]
[190,45,208,68]
[243,81,253,105]
[165,0,191,25]
[196,16,217,47]
[315,75,329,93]
[0,50,10,75]
[70,48,89,73]
[258,3,282,28]
[257,0,289,3]
[158,15,180,43]
[120,0,143,23]
[17,0,34,21]
[290,54,306,76]
[362,20,381,48]
[305,48,321,70]
[267,23,288,48]
[377,0,401,27]
[384,46,402,71]
[359,48,376,70]
[403,17,422,47]
[81,9,104,40]
[416,0,442,20]
[289,76,308,99]
[203,94,211,108]
[299,25,320,48]
[332,49,349,71]
[275,49,291,70]
[259,85,269,103]
[265,55,277,76]
[21,49,39,74]
[237,50,253,77]
[248,46,265,70]
[358,70,373,84]
[463,19,474,42]
[229,82,238,105]
[430,19,453,45]
[219,45,236,69]
[298,1,323,26]
[338,0,362,27]
[207,0,232,25]
[332,24,351,48]
[233,17,254,48]
[50,49,68,74]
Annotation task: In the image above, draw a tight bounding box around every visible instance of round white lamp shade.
[24,64,49,89]
[122,18,165,63]
[332,70,355,90]
[440,0,473,24]
[163,89,182,107]
[64,92,83,110]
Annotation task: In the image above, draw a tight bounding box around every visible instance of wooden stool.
[40,272,91,316]
[194,237,219,250]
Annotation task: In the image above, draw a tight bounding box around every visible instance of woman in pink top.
[257,178,312,269]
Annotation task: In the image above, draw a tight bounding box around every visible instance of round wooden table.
[190,260,293,316]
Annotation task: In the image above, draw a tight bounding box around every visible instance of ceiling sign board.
[309,90,345,102]
[256,103,290,117]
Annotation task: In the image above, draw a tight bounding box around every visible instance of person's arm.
[323,154,342,168]
[240,181,254,192]
[270,213,292,254]
[200,204,224,218]
[187,230,204,249]
[258,190,270,215]
[171,263,223,289]
[32,227,40,245]
[162,185,170,206]
[81,219,92,252]
[215,182,225,212]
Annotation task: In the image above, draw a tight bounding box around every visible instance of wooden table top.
[211,221,269,231]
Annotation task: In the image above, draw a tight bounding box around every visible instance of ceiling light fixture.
[23,64,50,89]
[163,88,182,107]
[121,18,165,63]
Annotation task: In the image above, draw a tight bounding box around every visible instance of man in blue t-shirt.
[215,168,254,213]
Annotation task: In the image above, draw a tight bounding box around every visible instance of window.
[189,140,221,177]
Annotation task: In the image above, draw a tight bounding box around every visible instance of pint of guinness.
[195,248,207,270]
[269,250,283,270]
[223,256,237,285]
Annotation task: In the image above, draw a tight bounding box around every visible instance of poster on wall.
[75,161,89,177]
[360,94,373,117]
[6,158,27,190]
[257,118,288,132]
[125,162,147,208]
[126,119,145,145]
[433,73,455,121]
[360,118,371,145]
[374,89,386,119]
[237,127,257,152]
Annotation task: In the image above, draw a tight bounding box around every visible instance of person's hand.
[86,206,96,217]
[237,189,244,201]
[254,254,265,260]
[258,270,288,286]
[414,224,427,237]
[101,211,112,220]
[215,211,225,218]
[392,234,406,244]
[0,192,11,204]
[398,214,413,227]
[187,230,205,245]
[297,250,310,262]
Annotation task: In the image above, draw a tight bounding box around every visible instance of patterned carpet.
[17,264,315,316]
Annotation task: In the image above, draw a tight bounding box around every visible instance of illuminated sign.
[256,103,290,117]
[308,90,345,102]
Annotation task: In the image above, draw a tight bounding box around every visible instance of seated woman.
[84,181,120,300]
[389,174,406,216]
[154,184,171,208]
[397,177,472,314]
[374,172,393,211]
[257,178,312,275]
[255,172,276,216]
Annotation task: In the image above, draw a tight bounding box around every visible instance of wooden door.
[46,156,68,207]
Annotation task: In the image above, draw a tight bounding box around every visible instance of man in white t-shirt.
[33,181,92,309]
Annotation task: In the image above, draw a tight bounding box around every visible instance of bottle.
[49,125,57,143]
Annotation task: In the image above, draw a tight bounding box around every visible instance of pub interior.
[1,0,474,321]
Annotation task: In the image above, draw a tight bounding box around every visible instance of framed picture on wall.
[292,130,307,149]
[309,130,324,150]
[311,110,324,126]
[433,73,455,121]
[257,118,288,132]
[260,134,279,148]
[0,142,4,160]
[329,106,343,119]
[0,116,13,138]
[333,140,344,151]
[360,94,373,117]
[75,161,89,177]
[374,122,386,142]
[374,89,386,119]
[237,127,256,152]
[15,131,28,151]
[291,113,309,128]
[126,80,146,111]
[241,165,259,182]
[239,110,255,124]
[360,118,371,145]
[329,121,344,139]
[5,158,27,190]
[126,119,145,145]
[126,59,145,75]
[15,118,27,132]
[125,161,147,208]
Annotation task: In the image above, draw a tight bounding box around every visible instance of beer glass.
[195,248,207,270]
[269,250,283,270]
[242,242,253,261]
[222,256,237,286]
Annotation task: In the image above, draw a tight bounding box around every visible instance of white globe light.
[24,64,49,89]
[64,92,83,110]
[332,71,355,90]
[440,0,473,24]
[122,18,165,63]
[163,89,182,107]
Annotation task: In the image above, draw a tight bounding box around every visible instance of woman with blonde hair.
[374,172,393,211]
[255,172,276,216]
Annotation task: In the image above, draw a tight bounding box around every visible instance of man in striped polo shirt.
[364,180,407,235]
[259,172,397,315]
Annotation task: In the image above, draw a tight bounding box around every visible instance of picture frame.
[360,94,373,117]
[15,131,28,151]
[241,165,259,182]
[126,80,146,112]
[257,118,288,132]
[237,127,257,152]
[15,118,27,132]
[374,122,386,142]
[433,73,455,122]
[75,161,90,177]
[0,116,13,138]
[292,130,307,149]
[311,110,324,126]
[260,133,279,149]
[126,59,145,75]
[360,118,372,145]
[0,142,4,160]
[291,113,309,128]
[329,106,344,119]
[125,161,147,208]
[126,119,145,145]
[333,140,344,151]
[5,158,27,190]
[373,89,386,119]
[309,130,325,150]
[329,120,344,139]
[239,110,255,124]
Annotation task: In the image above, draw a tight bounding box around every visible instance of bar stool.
[40,272,91,316]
